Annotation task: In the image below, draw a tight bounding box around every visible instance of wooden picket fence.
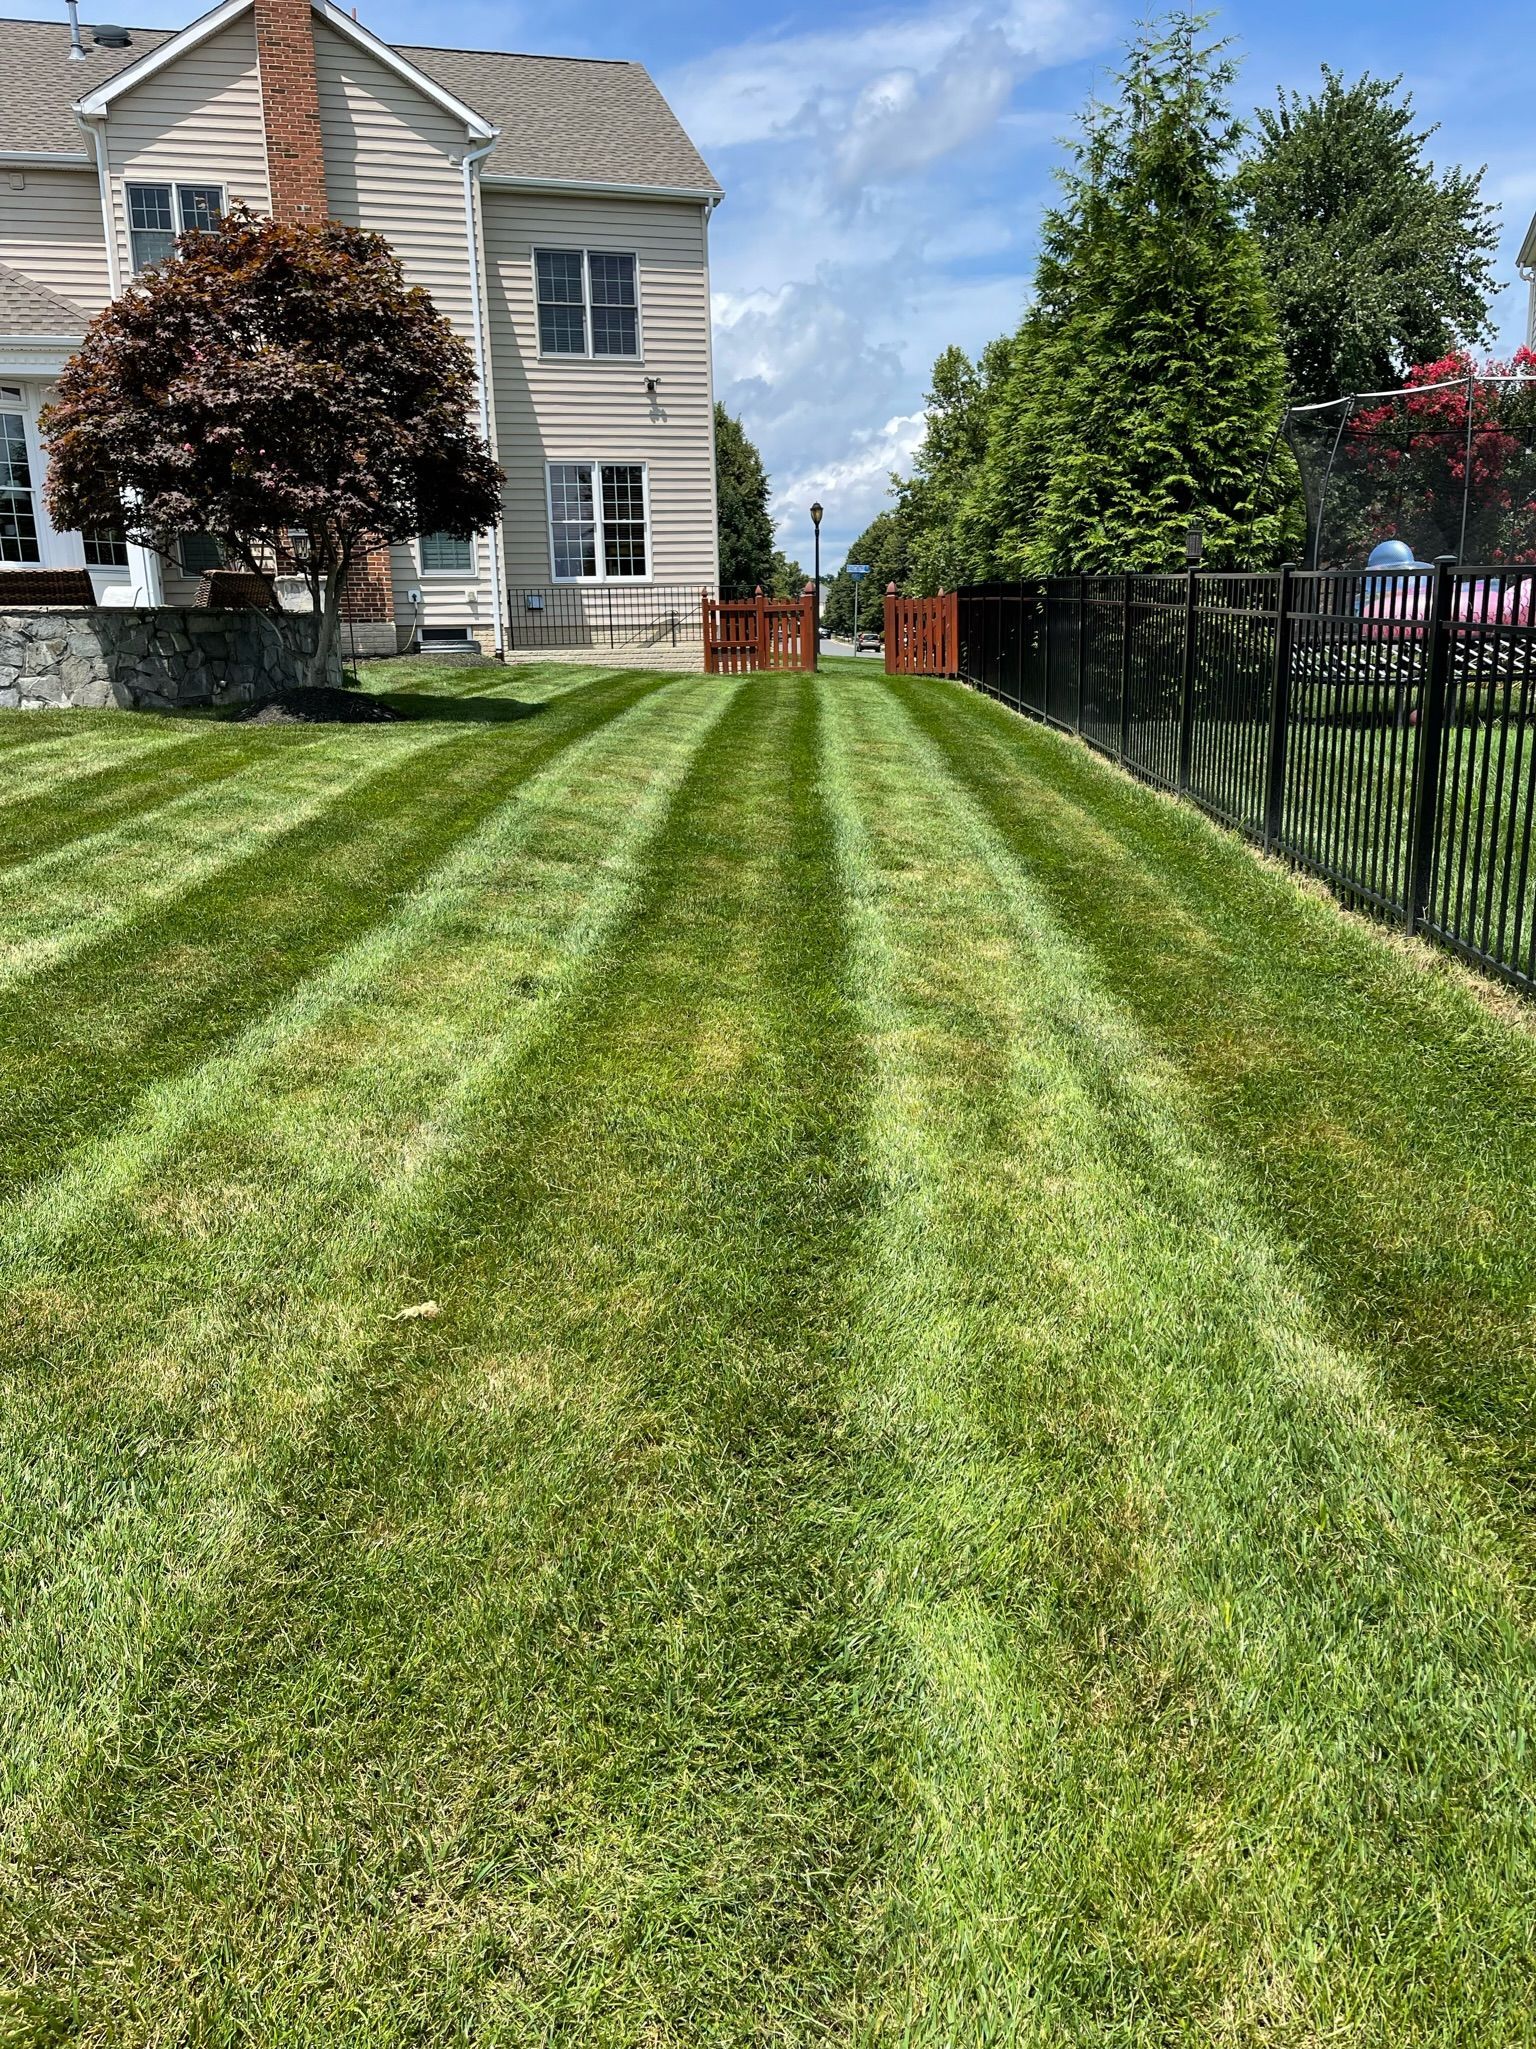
[885,588,960,676]
[703,587,818,674]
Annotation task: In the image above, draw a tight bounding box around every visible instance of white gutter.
[77,113,122,298]
[481,174,722,205]
[0,151,93,167]
[460,135,506,658]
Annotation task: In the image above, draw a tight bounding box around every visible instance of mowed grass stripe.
[0,677,893,2045]
[0,724,202,809]
[0,675,734,1837]
[890,675,1536,1539]
[0,724,460,989]
[821,672,1536,2044]
[0,722,292,870]
[0,667,668,1200]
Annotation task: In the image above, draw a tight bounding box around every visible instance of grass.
[0,654,1534,2043]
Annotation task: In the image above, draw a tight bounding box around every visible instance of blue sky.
[13,0,1535,569]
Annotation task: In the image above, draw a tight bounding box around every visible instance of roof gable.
[0,261,86,337]
[73,0,495,140]
[0,11,718,200]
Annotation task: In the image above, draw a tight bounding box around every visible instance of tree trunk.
[307,564,345,690]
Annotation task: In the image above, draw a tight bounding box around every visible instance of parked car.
[855,631,884,654]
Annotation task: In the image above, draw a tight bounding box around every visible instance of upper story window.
[127,182,225,274]
[534,249,640,360]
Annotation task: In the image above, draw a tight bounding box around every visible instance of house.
[1522,210,1536,351]
[0,0,722,664]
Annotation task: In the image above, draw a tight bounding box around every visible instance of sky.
[11,0,1536,571]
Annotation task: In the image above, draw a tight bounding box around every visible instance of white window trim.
[532,248,643,364]
[416,531,480,578]
[545,460,653,585]
[124,180,227,276]
[0,381,125,578]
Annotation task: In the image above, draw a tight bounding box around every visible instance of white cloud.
[668,0,1100,161]
[674,0,1112,574]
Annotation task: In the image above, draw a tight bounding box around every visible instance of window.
[588,253,639,359]
[83,528,129,568]
[179,532,223,574]
[534,250,639,359]
[126,182,224,273]
[419,530,474,573]
[0,401,40,564]
[547,462,648,581]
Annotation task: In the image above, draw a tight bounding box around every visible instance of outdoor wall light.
[1186,519,1205,566]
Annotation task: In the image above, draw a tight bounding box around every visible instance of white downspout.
[461,135,506,658]
[79,108,164,605]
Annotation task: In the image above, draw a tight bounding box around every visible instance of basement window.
[178,532,223,574]
[419,531,474,573]
[83,528,129,567]
[126,182,225,273]
[420,626,471,644]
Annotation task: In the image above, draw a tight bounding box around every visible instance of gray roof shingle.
[0,16,718,194]
[397,46,718,194]
[0,259,86,334]
[0,18,173,154]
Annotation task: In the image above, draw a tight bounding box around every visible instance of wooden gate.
[885,588,959,676]
[703,587,818,674]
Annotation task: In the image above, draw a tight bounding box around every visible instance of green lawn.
[2,655,1535,2044]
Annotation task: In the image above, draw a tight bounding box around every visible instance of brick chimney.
[254,0,328,223]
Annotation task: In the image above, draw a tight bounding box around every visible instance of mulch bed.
[239,685,401,726]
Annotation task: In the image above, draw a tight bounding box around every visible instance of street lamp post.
[810,501,823,668]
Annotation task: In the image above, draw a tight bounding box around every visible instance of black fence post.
[1176,566,1198,793]
[1263,564,1296,853]
[1039,579,1050,718]
[1076,575,1086,733]
[1406,554,1456,934]
[1117,576,1133,761]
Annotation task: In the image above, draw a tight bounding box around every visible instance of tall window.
[419,531,475,573]
[126,182,224,273]
[534,250,639,359]
[0,399,40,564]
[547,462,648,581]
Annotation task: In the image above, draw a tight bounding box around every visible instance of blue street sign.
[847,564,871,579]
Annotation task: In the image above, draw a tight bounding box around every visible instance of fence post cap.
[755,584,765,596]
[886,581,898,593]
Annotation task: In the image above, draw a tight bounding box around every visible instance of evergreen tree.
[898,337,1016,590]
[767,548,807,598]
[1240,69,1498,401]
[1022,15,1294,571]
[714,405,776,593]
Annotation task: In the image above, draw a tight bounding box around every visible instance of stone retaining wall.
[0,607,338,711]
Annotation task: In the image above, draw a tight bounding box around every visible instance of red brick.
[254,0,328,224]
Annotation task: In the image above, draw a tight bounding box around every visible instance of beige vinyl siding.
[389,531,497,647]
[314,21,474,335]
[101,14,270,289]
[0,167,109,316]
[482,191,717,592]
[312,19,487,630]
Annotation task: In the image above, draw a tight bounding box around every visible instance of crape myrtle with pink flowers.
[42,204,504,687]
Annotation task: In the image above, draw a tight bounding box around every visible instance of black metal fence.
[507,584,708,653]
[953,560,1536,993]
